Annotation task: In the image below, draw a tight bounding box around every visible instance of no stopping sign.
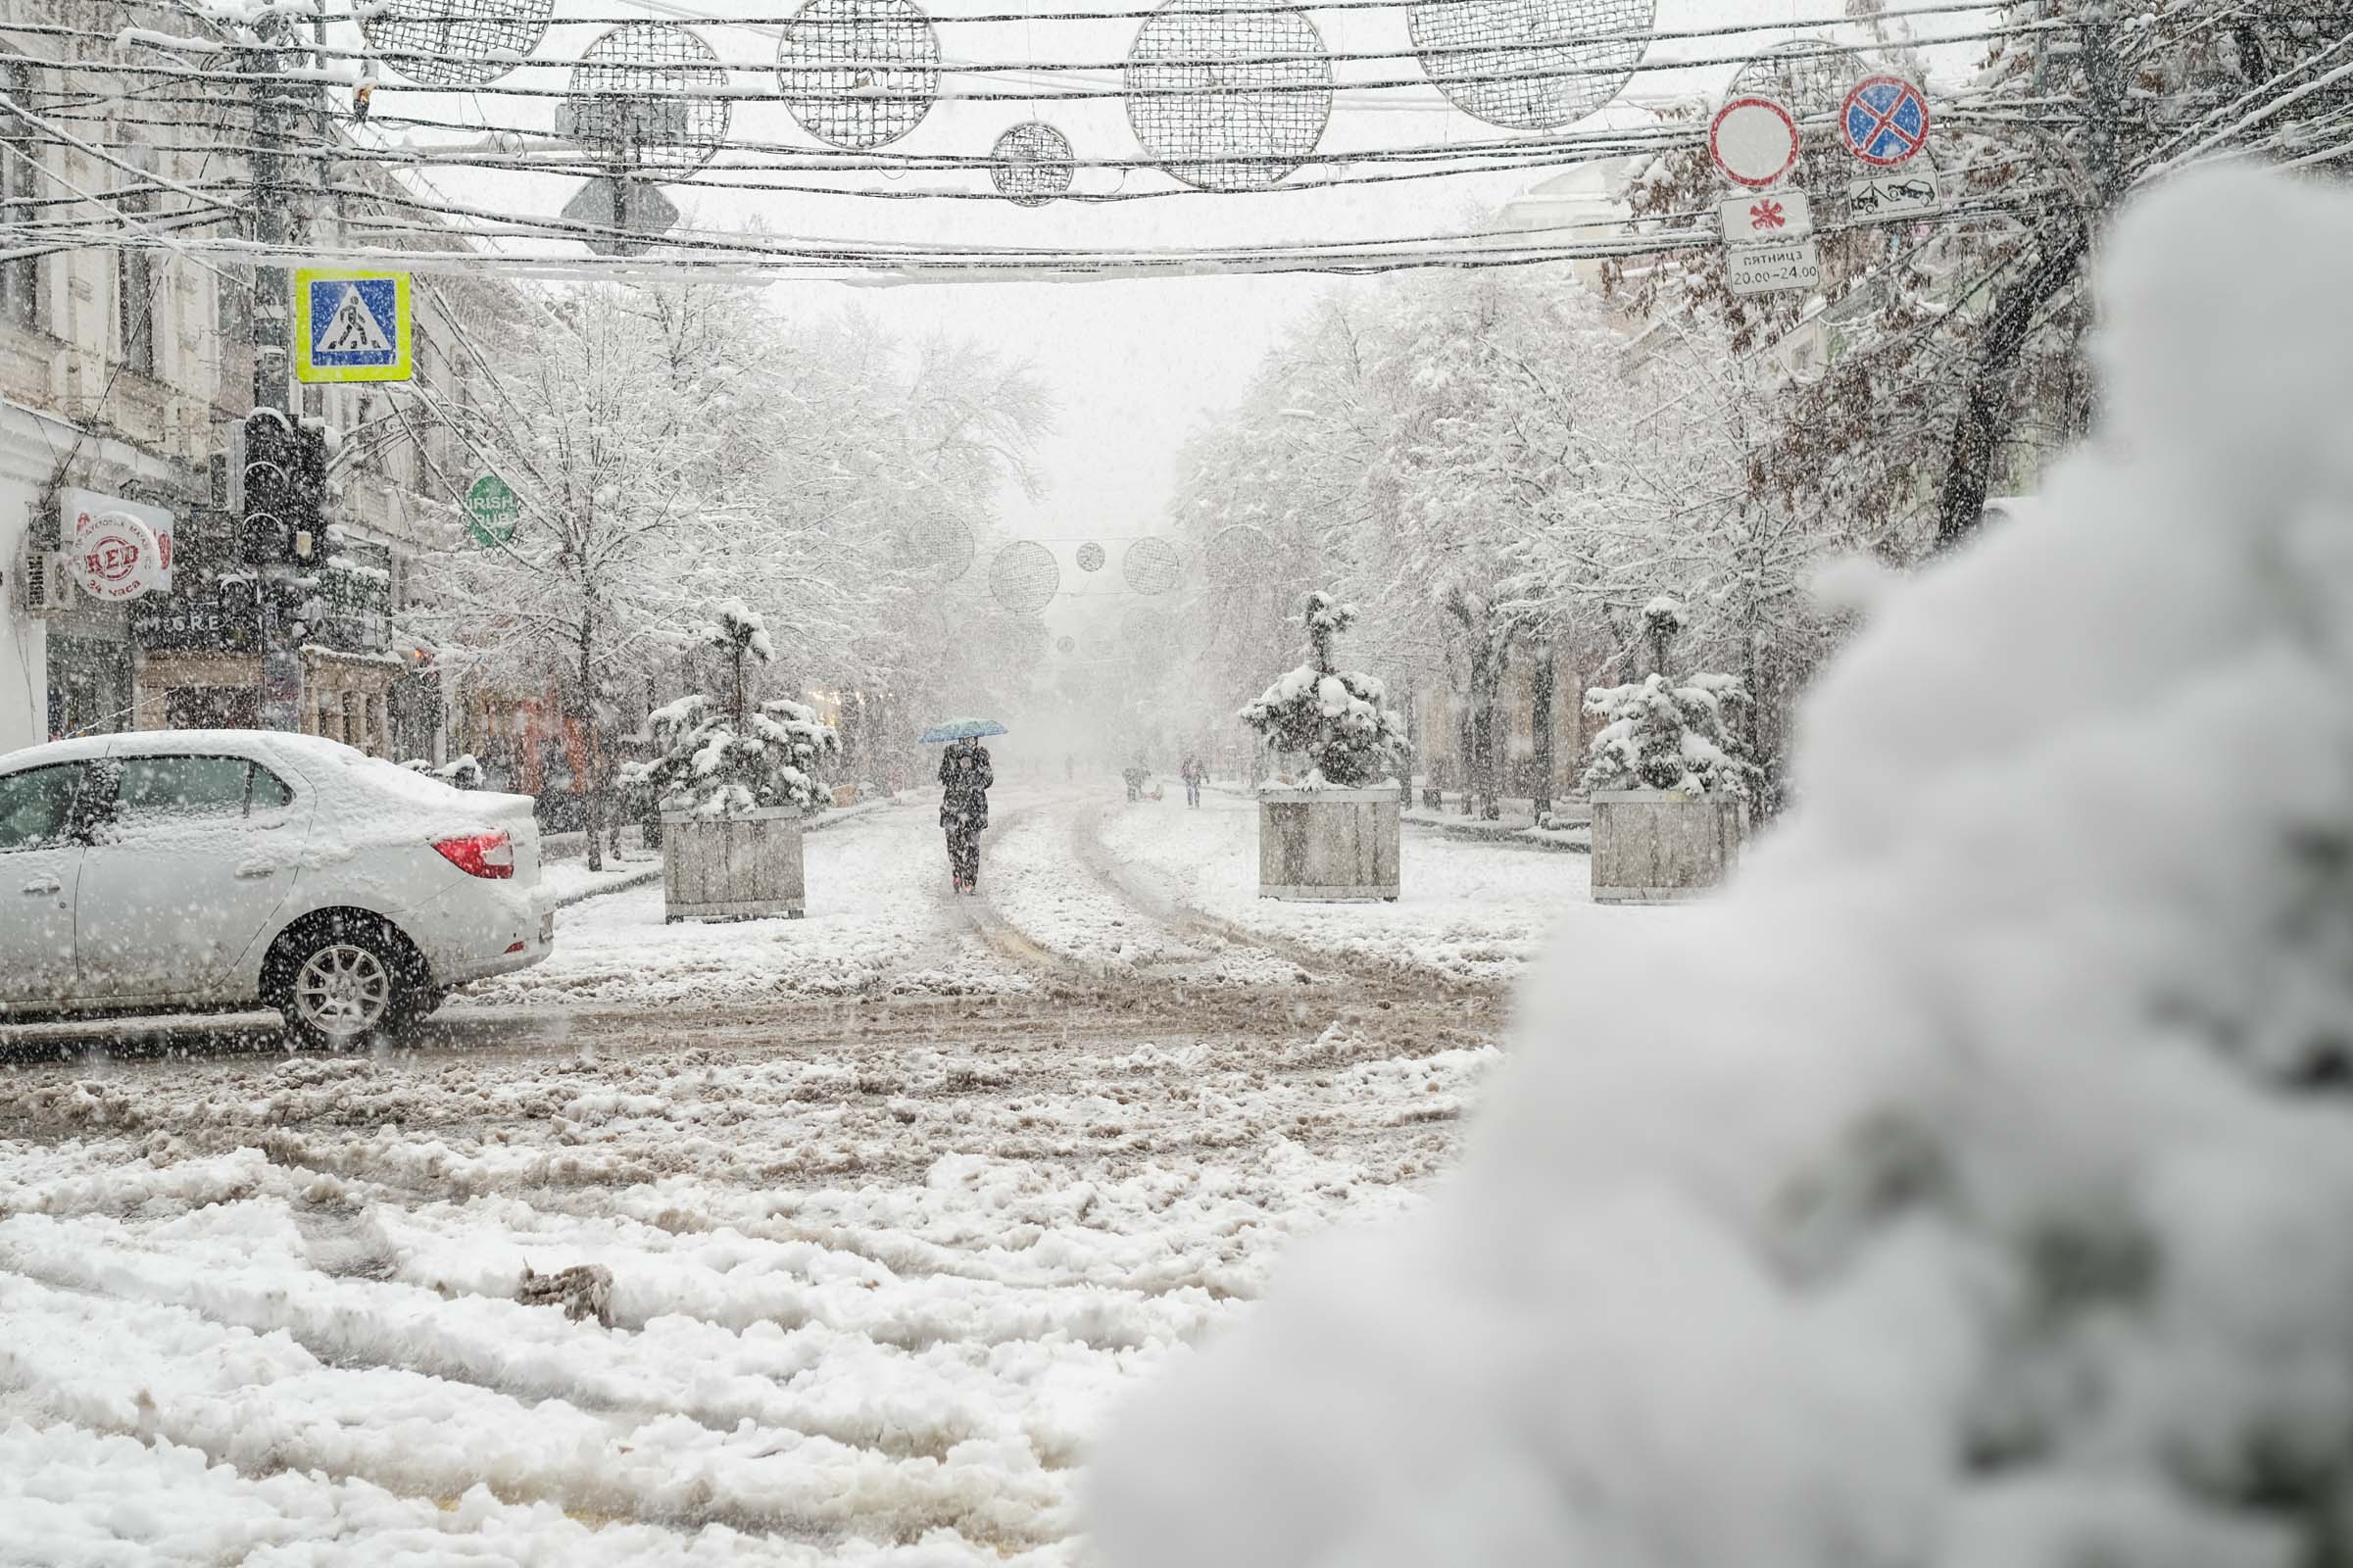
[1709,95,1800,189]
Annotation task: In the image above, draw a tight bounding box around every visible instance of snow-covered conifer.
[1238,593,1406,788]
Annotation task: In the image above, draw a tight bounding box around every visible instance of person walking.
[1180,755,1204,808]
[939,735,994,894]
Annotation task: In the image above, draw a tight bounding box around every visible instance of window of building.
[0,62,44,330]
[116,141,158,375]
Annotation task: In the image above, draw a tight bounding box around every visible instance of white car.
[0,729,553,1047]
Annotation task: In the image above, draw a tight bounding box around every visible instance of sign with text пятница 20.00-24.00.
[295,269,412,383]
[1727,237,1824,298]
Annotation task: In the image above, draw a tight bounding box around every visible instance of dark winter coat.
[940,742,993,831]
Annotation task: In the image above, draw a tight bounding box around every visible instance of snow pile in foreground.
[1091,169,2353,1568]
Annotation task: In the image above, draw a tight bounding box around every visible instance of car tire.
[267,914,425,1051]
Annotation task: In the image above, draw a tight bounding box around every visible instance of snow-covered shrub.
[1581,672,1759,797]
[1092,171,2353,1568]
[627,602,838,816]
[1238,593,1405,789]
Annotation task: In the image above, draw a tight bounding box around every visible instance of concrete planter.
[660,805,805,921]
[1258,787,1400,903]
[1590,790,1745,904]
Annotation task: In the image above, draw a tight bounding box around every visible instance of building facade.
[2,1,507,762]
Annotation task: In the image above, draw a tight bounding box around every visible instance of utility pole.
[244,13,294,420]
[240,9,317,732]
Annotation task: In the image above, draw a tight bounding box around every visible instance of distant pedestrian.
[1180,755,1204,808]
[1064,753,1074,782]
[939,736,993,894]
[1123,763,1147,803]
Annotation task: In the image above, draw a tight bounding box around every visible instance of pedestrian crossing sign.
[294,268,412,383]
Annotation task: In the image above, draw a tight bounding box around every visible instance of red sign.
[69,509,165,602]
[1709,95,1801,189]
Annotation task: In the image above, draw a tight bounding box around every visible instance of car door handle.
[22,877,61,896]
[234,864,277,880]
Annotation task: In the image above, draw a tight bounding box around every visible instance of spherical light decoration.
[1074,540,1107,572]
[989,540,1061,615]
[363,0,553,87]
[1124,0,1333,192]
[1122,535,1183,595]
[1408,0,1652,131]
[1201,521,1271,583]
[779,0,940,151]
[991,122,1077,206]
[1730,37,1862,125]
[564,24,731,175]
[903,514,975,582]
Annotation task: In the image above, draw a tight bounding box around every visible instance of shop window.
[45,635,133,739]
[164,685,260,730]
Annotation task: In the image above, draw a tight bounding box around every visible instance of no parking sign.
[1840,74,1931,168]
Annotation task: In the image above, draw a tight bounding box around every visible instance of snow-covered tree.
[1582,673,1758,799]
[1239,593,1406,789]
[412,284,1050,855]
[1581,598,1760,799]
[629,604,840,817]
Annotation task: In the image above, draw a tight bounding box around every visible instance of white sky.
[368,0,1987,615]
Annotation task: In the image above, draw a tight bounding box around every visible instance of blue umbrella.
[919,718,1007,744]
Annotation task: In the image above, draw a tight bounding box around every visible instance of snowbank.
[1090,170,2353,1568]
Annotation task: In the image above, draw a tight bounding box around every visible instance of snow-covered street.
[0,788,1589,1563]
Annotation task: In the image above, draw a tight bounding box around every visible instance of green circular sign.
[466,472,520,546]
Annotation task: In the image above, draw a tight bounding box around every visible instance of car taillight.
[432,830,514,879]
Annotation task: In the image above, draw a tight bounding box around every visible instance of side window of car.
[0,763,85,853]
[113,755,256,825]
[249,764,295,812]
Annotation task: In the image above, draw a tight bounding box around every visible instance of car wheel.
[270,921,417,1050]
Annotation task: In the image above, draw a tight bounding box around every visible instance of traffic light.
[241,410,325,564]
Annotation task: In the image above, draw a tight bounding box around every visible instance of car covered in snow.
[0,729,553,1046]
